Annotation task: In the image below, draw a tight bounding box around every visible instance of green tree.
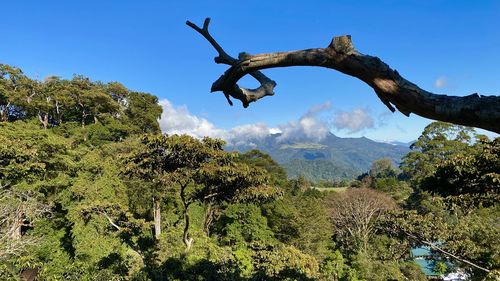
[400,122,475,185]
[264,192,332,260]
[213,203,275,247]
[125,134,280,251]
[239,149,287,186]
[374,177,413,204]
[369,158,399,179]
[434,261,448,275]
[0,64,162,136]
[253,244,320,280]
[124,92,162,134]
[320,250,346,281]
[0,122,70,253]
[422,137,499,196]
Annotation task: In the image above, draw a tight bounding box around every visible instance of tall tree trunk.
[10,210,23,240]
[0,107,6,122]
[153,197,161,239]
[26,90,36,104]
[38,113,48,130]
[180,184,193,252]
[81,108,88,128]
[55,100,62,124]
[81,110,88,141]
[203,203,214,236]
[0,102,10,121]
[183,207,193,252]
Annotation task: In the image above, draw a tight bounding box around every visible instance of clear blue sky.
[1,0,498,142]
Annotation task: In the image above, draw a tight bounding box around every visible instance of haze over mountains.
[226,132,410,182]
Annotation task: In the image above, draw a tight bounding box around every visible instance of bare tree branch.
[404,231,490,273]
[90,207,122,231]
[98,210,122,231]
[187,18,500,133]
[186,18,276,108]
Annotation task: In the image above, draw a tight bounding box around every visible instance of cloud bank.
[276,101,331,142]
[332,108,375,134]
[159,100,225,139]
[159,99,379,143]
[159,99,278,144]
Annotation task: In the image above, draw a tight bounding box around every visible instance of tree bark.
[203,203,215,236]
[153,197,161,239]
[180,184,193,252]
[0,102,10,121]
[55,100,62,124]
[187,18,500,133]
[38,113,49,130]
[9,210,25,240]
[81,110,87,128]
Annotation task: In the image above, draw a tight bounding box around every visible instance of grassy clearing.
[311,186,348,192]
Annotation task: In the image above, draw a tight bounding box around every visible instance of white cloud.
[226,123,277,146]
[158,99,278,144]
[333,108,374,134]
[434,76,448,89]
[158,99,225,139]
[269,128,282,134]
[158,99,335,144]
[307,101,332,115]
[276,101,332,142]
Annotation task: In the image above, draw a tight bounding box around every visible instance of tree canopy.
[1,63,498,280]
[0,64,162,134]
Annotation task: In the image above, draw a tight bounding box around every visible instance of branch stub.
[330,35,355,54]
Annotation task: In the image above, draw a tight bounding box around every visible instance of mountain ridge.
[226,132,410,182]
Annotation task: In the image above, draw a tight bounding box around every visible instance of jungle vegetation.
[0,64,498,280]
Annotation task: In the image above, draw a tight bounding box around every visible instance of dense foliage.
[0,64,162,135]
[0,64,498,280]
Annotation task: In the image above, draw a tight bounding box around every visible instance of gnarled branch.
[187,18,500,133]
[186,18,276,108]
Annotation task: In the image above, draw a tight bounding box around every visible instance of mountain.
[226,133,410,182]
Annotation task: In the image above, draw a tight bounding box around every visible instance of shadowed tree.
[124,134,280,251]
[0,122,68,261]
[123,134,206,241]
[421,136,499,196]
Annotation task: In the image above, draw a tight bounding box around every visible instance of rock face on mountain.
[226,133,410,181]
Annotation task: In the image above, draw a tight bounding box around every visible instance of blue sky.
[1,1,498,142]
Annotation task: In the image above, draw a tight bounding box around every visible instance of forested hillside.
[0,64,498,280]
[226,134,409,182]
